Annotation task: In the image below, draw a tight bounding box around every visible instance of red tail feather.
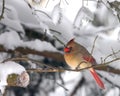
[90,68,105,89]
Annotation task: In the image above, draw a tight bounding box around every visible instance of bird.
[64,38,105,89]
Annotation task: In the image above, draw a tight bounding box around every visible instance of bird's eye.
[64,47,72,53]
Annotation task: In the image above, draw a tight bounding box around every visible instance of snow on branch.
[107,1,120,22]
[0,31,119,74]
[0,31,57,52]
[0,45,64,62]
[0,61,29,94]
[0,34,119,74]
[51,4,63,24]
[73,6,94,29]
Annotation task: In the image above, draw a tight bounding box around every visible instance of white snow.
[73,7,94,28]
[0,0,120,96]
[99,26,120,41]
[0,2,25,33]
[24,39,57,52]
[51,4,62,24]
[105,87,120,96]
[0,31,23,50]
[5,0,39,25]
[50,72,82,96]
[98,71,120,88]
[0,31,57,52]
[0,61,25,94]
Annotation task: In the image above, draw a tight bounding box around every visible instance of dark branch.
[70,77,85,96]
[0,0,5,20]
[0,45,64,62]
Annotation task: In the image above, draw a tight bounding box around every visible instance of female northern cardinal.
[64,39,105,89]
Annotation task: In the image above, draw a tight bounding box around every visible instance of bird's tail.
[89,68,105,89]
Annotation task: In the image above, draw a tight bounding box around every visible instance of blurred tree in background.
[0,0,120,96]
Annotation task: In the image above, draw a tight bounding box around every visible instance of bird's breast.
[64,53,82,69]
[64,52,92,69]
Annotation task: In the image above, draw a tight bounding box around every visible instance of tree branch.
[0,0,5,20]
[104,50,120,63]
[70,77,85,96]
[0,45,120,74]
[26,58,120,74]
[0,45,64,62]
[4,56,120,74]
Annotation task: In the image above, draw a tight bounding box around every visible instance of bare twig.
[64,0,69,5]
[2,57,58,69]
[70,77,85,96]
[88,58,120,70]
[53,35,65,46]
[49,29,66,46]
[0,0,5,20]
[45,0,50,8]
[111,48,118,58]
[27,68,63,73]
[98,73,120,89]
[2,57,28,63]
[117,14,120,23]
[56,82,68,91]
[50,29,61,34]
[58,72,65,85]
[104,50,120,63]
[34,9,52,19]
[91,35,98,55]
[107,1,120,22]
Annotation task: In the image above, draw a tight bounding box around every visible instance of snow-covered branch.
[0,45,63,62]
[0,61,29,94]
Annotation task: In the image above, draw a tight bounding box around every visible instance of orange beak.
[64,47,72,53]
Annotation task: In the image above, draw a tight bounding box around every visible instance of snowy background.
[0,0,120,96]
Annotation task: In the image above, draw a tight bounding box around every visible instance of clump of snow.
[0,5,25,33]
[24,39,57,52]
[73,7,94,28]
[5,0,38,24]
[51,4,62,24]
[0,61,26,94]
[0,31,23,50]
[0,31,57,52]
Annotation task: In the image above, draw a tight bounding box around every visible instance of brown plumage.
[64,39,105,89]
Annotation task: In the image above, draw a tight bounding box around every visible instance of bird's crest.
[64,38,75,53]
[67,38,75,45]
